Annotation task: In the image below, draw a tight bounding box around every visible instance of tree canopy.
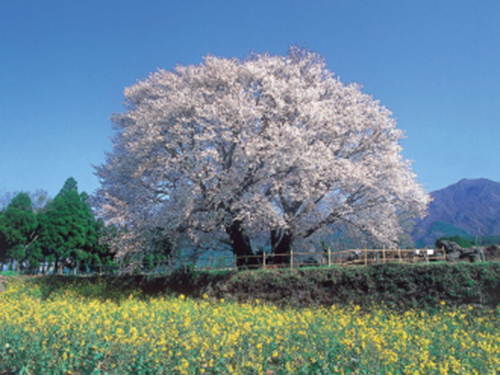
[0,193,38,270]
[95,47,430,264]
[0,178,112,273]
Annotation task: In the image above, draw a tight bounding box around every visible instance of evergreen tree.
[0,193,39,271]
[0,181,112,274]
[78,192,114,271]
[38,178,97,274]
[0,211,8,269]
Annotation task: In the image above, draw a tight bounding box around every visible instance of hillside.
[413,178,500,247]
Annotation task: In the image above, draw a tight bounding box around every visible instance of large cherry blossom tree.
[95,47,429,265]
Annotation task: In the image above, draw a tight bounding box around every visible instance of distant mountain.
[412,178,500,247]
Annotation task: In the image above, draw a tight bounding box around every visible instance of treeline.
[0,178,114,273]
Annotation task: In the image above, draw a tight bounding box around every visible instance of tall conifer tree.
[0,193,39,271]
[38,178,97,273]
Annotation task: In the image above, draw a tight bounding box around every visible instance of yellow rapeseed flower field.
[0,279,498,374]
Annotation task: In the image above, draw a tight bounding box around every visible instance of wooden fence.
[65,247,488,276]
[185,247,452,272]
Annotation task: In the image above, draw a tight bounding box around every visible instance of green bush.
[437,235,475,248]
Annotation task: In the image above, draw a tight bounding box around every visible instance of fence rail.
[11,247,486,276]
[186,247,453,272]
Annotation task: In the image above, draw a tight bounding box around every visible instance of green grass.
[0,270,20,276]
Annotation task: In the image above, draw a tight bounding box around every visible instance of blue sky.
[1,0,499,198]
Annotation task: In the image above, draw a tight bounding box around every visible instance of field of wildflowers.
[0,278,498,375]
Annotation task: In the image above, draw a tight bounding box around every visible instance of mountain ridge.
[412,178,500,247]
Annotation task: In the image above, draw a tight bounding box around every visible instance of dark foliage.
[27,262,500,310]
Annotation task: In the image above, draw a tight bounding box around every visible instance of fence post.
[327,248,331,266]
[209,256,212,270]
[234,254,237,270]
[364,248,367,266]
[398,248,402,263]
[383,246,386,263]
[263,252,266,269]
[291,250,294,269]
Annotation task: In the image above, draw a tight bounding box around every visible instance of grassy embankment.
[24,261,500,309]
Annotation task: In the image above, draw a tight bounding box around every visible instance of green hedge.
[200,262,500,309]
[26,262,500,309]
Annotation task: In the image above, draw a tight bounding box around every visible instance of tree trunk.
[271,229,293,264]
[42,257,48,275]
[55,258,64,275]
[226,220,254,268]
